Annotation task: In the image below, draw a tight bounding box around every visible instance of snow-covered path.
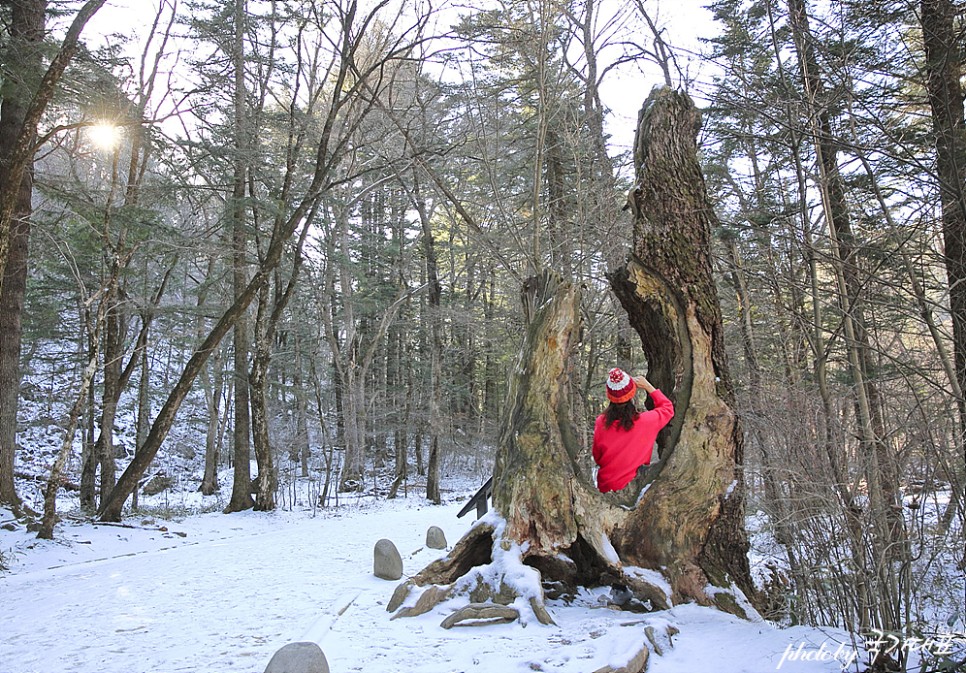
[1,496,855,673]
[1,499,470,673]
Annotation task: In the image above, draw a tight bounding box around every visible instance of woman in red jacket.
[592,368,674,493]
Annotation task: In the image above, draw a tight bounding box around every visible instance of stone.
[263,642,329,673]
[373,538,403,580]
[141,472,172,496]
[426,525,447,549]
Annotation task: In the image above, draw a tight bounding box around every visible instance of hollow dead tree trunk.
[389,270,633,627]
[608,87,754,606]
[390,88,755,629]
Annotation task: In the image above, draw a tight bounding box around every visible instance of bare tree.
[98,0,426,522]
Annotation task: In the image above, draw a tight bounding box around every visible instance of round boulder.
[426,525,447,550]
[264,641,329,673]
[373,538,403,580]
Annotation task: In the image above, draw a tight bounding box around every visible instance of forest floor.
[0,479,892,673]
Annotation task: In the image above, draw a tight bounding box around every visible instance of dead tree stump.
[388,87,757,628]
[609,87,755,609]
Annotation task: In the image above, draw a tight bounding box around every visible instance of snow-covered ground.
[0,488,874,673]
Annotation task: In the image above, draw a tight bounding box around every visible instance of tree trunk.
[921,0,966,447]
[98,289,124,502]
[482,266,499,427]
[0,0,45,511]
[225,0,254,513]
[416,181,443,505]
[80,314,97,511]
[338,366,366,491]
[491,271,583,556]
[249,226,307,510]
[38,336,101,539]
[608,88,753,605]
[388,342,411,499]
[200,353,226,496]
[293,334,310,478]
[199,262,223,496]
[135,317,151,496]
[544,127,572,278]
[250,283,277,511]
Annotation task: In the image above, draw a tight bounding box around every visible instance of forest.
[0,0,963,670]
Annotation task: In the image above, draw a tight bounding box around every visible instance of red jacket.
[592,389,674,493]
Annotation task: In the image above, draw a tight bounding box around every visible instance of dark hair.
[605,401,639,431]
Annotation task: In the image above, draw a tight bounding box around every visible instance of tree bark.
[293,334,310,478]
[491,271,583,556]
[80,311,97,510]
[98,280,123,501]
[921,0,966,445]
[609,88,753,604]
[249,226,307,510]
[225,0,254,513]
[38,336,101,539]
[249,283,277,511]
[0,0,45,511]
[198,257,223,496]
[415,179,443,505]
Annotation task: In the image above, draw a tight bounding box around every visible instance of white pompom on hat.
[606,367,637,404]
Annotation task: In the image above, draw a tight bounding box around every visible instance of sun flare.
[88,122,121,150]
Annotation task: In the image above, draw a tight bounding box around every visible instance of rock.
[1,522,18,532]
[263,642,329,673]
[373,538,403,580]
[426,525,447,549]
[141,472,172,496]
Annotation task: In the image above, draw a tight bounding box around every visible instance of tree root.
[592,644,649,673]
[387,513,677,629]
[440,603,519,629]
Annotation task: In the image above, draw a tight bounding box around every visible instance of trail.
[0,500,467,673]
[0,494,859,673]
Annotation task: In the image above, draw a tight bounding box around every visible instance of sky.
[76,0,722,165]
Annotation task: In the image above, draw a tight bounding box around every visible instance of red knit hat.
[606,368,636,404]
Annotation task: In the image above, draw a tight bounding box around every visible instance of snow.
[0,491,871,673]
[625,566,673,606]
[598,530,621,566]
